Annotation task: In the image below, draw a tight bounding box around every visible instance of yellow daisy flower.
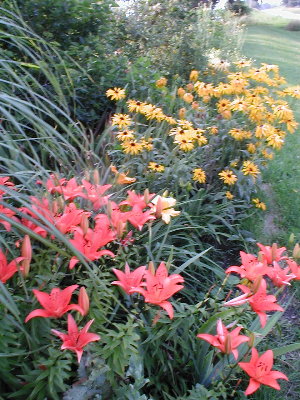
[106,87,126,101]
[247,143,256,154]
[174,137,194,152]
[127,99,147,113]
[252,198,266,211]
[218,170,237,185]
[141,138,153,151]
[234,59,252,68]
[121,140,143,155]
[192,168,206,183]
[112,113,132,128]
[209,125,218,135]
[266,133,284,150]
[242,161,260,178]
[148,162,165,172]
[116,130,135,141]
[225,191,234,200]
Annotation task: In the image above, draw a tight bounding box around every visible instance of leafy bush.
[227,1,252,16]
[115,0,244,78]
[285,19,300,31]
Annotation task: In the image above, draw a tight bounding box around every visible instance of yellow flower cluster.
[107,60,298,194]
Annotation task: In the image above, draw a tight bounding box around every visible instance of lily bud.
[107,201,113,219]
[21,235,32,277]
[289,233,295,245]
[252,275,263,294]
[93,169,100,185]
[80,214,89,235]
[55,196,65,213]
[293,243,300,260]
[116,220,126,238]
[144,189,150,204]
[224,334,232,355]
[78,287,90,316]
[148,261,155,275]
[248,332,255,348]
[271,243,278,262]
[154,196,163,219]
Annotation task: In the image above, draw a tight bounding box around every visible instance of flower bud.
[116,220,127,238]
[80,214,89,236]
[78,287,90,316]
[271,243,278,262]
[189,70,199,82]
[224,334,232,355]
[186,83,194,92]
[248,332,255,348]
[93,169,100,185]
[21,235,32,277]
[289,233,295,245]
[144,188,150,204]
[252,275,263,294]
[148,261,155,275]
[183,93,193,104]
[192,101,199,110]
[177,88,185,98]
[154,196,163,219]
[156,77,167,88]
[178,108,186,119]
[293,243,300,260]
[107,201,113,219]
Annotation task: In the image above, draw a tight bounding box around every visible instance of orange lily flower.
[225,251,271,282]
[238,348,288,395]
[25,285,85,322]
[112,263,146,294]
[197,319,249,359]
[225,279,284,327]
[130,262,184,319]
[257,243,286,264]
[51,314,100,363]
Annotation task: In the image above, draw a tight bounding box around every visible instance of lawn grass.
[242,12,300,400]
[242,11,300,243]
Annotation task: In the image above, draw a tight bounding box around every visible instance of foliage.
[115,0,244,78]
[1,1,128,130]
[0,5,299,400]
[227,1,252,16]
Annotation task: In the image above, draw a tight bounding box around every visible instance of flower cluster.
[196,241,300,395]
[1,173,181,363]
[106,61,298,208]
[112,262,184,319]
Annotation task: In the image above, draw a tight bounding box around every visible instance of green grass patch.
[242,12,300,242]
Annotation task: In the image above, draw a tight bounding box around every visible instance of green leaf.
[272,342,300,357]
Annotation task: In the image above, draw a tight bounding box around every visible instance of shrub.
[115,0,244,78]
[286,19,300,31]
[227,1,252,16]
